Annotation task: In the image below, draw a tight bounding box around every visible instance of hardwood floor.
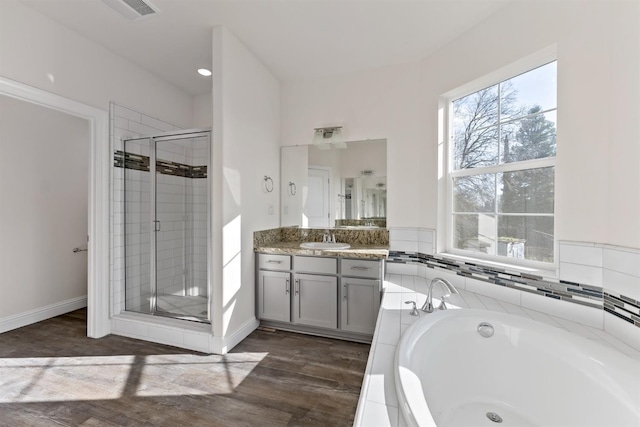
[0,310,370,426]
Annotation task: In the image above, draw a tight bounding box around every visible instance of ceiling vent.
[102,0,160,20]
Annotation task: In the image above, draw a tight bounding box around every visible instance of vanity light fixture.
[313,126,347,150]
[197,68,212,77]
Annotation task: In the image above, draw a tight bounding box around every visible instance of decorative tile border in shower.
[114,150,150,172]
[114,150,207,179]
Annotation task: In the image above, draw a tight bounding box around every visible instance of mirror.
[281,139,387,228]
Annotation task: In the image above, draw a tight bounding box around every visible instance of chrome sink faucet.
[322,230,336,243]
[421,277,459,313]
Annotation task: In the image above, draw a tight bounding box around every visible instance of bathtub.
[394,309,640,427]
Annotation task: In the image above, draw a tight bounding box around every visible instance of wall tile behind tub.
[385,229,640,350]
[389,227,418,252]
[417,228,435,255]
[559,242,603,267]
[110,103,181,316]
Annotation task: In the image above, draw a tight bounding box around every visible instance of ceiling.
[19,0,513,96]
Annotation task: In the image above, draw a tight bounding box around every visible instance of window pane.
[498,167,554,214]
[501,61,557,120]
[498,215,554,262]
[453,126,499,169]
[501,111,556,164]
[453,174,495,213]
[453,85,499,170]
[453,214,496,255]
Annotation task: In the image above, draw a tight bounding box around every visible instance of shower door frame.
[124,128,211,323]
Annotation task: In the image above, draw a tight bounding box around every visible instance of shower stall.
[120,129,210,322]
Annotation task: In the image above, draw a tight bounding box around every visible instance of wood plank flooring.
[0,310,370,426]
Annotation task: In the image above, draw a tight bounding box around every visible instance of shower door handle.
[153,220,161,232]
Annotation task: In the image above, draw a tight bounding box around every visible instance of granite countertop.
[255,241,389,259]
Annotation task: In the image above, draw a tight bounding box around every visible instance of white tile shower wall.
[156,173,187,297]
[110,103,181,316]
[123,163,151,312]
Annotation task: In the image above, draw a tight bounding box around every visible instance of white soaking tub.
[394,309,640,427]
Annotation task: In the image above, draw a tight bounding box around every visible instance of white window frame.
[440,47,558,271]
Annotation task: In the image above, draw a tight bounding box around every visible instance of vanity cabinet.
[256,252,383,342]
[257,254,291,323]
[293,273,338,329]
[340,259,382,335]
[257,270,291,322]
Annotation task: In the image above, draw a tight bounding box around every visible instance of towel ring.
[263,175,274,193]
[288,181,297,196]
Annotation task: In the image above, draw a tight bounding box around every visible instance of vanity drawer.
[258,254,291,271]
[341,259,381,279]
[294,256,337,275]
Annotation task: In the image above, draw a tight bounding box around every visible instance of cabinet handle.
[295,278,299,295]
[343,283,348,300]
[285,278,290,295]
[266,260,283,264]
[350,266,371,271]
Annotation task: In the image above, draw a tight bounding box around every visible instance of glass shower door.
[153,133,209,321]
[123,137,152,314]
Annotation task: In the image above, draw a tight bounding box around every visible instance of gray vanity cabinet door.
[292,273,338,329]
[257,270,291,323]
[340,278,381,335]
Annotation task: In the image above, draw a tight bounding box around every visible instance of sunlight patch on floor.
[0,352,268,403]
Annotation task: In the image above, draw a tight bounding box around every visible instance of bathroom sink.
[300,242,351,250]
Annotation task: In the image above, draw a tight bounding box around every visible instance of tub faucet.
[421,277,459,313]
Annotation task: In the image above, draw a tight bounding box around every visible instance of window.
[448,61,557,265]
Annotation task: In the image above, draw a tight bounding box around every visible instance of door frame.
[0,76,110,338]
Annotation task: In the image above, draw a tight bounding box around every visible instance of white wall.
[281,63,424,227]
[0,0,194,129]
[212,27,280,350]
[280,145,308,227]
[424,0,640,250]
[193,92,213,128]
[281,0,640,251]
[0,95,89,318]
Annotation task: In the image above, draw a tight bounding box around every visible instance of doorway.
[0,77,109,338]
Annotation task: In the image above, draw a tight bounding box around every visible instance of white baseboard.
[211,317,260,355]
[0,296,88,334]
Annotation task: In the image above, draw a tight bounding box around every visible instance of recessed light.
[197,68,212,77]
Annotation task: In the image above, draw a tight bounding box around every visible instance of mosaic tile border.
[114,150,207,179]
[389,250,640,328]
[604,291,640,327]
